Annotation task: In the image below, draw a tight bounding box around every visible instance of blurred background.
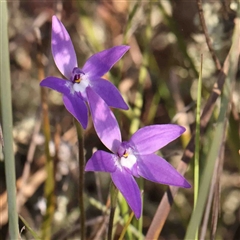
[0,0,239,239]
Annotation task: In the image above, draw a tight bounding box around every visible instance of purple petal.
[137,154,191,188]
[111,168,142,219]
[129,124,185,154]
[52,16,77,79]
[85,150,117,173]
[40,76,73,95]
[91,78,128,110]
[63,94,88,129]
[87,87,121,153]
[82,45,130,77]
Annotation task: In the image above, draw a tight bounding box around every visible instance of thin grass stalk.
[88,197,144,239]
[146,82,163,125]
[193,54,203,239]
[199,146,221,240]
[75,120,86,240]
[184,99,228,240]
[118,193,132,239]
[36,31,55,239]
[119,211,134,240]
[19,215,41,240]
[0,2,20,239]
[210,144,225,239]
[123,1,140,45]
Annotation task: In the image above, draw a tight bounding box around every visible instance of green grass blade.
[193,54,203,239]
[119,211,135,240]
[118,193,132,239]
[185,17,240,239]
[19,215,41,240]
[0,2,20,238]
[88,196,144,239]
[185,93,227,240]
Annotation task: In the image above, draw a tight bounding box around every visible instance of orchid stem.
[108,182,119,240]
[75,120,86,240]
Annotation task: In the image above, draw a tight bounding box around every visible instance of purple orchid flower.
[85,90,191,219]
[40,16,129,129]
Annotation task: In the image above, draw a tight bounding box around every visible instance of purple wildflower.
[40,16,129,128]
[85,90,191,219]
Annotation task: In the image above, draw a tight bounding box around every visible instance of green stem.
[108,182,119,240]
[0,2,20,239]
[75,120,86,240]
[194,54,203,239]
[118,193,132,239]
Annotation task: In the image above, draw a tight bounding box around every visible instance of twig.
[91,194,111,239]
[0,168,47,226]
[17,112,41,210]
[196,0,222,70]
[92,214,109,240]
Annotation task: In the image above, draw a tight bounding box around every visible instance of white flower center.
[73,79,88,92]
[72,75,90,99]
[120,153,137,170]
[67,67,91,99]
